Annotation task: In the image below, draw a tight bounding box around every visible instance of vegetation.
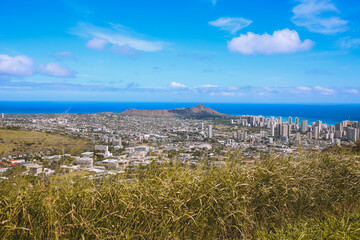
[0,149,359,239]
[0,129,93,157]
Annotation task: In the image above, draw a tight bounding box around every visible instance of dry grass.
[0,129,93,157]
[0,151,359,239]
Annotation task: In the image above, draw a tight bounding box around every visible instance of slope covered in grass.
[0,150,359,239]
[0,128,93,157]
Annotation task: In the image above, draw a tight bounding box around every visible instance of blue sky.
[0,0,360,103]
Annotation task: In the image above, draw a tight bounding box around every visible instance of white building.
[76,157,93,168]
[208,125,213,138]
[30,165,42,175]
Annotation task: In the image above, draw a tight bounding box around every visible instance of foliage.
[0,129,93,157]
[0,151,359,239]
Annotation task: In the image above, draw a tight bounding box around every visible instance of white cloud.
[38,63,76,77]
[196,84,218,88]
[297,86,312,91]
[86,38,109,50]
[228,29,314,55]
[0,55,34,76]
[228,86,238,91]
[292,0,348,34]
[314,86,335,95]
[339,37,360,49]
[75,23,164,52]
[345,89,359,94]
[170,82,188,88]
[220,91,235,96]
[209,17,252,34]
[0,55,76,78]
[110,44,139,56]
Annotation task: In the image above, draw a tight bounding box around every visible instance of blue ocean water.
[1,101,360,125]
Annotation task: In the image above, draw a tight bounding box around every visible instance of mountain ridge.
[121,104,227,118]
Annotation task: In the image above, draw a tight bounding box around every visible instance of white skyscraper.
[301,120,308,132]
[208,125,213,138]
[199,122,204,130]
[281,124,289,138]
[270,124,275,136]
[288,116,292,124]
[1,113,4,119]
[314,126,319,140]
[295,117,299,126]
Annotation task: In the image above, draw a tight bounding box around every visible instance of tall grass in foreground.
[0,151,359,239]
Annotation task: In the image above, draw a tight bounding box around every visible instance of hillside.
[121,104,227,118]
[0,129,93,157]
[0,150,359,239]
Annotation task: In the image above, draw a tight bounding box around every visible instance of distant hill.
[0,129,93,158]
[121,104,227,118]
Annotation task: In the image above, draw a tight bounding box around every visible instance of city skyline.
[1,0,360,103]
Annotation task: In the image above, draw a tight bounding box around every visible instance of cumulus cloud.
[209,17,252,34]
[292,0,348,34]
[86,38,109,50]
[0,55,34,76]
[38,63,76,77]
[74,23,165,53]
[228,29,314,55]
[169,82,188,88]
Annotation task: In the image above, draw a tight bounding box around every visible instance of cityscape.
[1,0,360,238]
[0,106,359,177]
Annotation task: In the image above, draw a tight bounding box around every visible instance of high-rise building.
[260,131,267,138]
[237,130,241,140]
[329,125,335,133]
[208,125,213,138]
[307,132,313,140]
[278,116,282,124]
[259,116,265,123]
[270,124,275,136]
[295,117,299,126]
[335,123,342,138]
[0,113,4,119]
[314,126,319,140]
[199,122,204,130]
[295,132,301,145]
[240,131,248,141]
[281,124,289,138]
[288,116,292,124]
[316,120,322,131]
[335,130,342,139]
[347,128,359,142]
[335,123,343,132]
[277,123,282,137]
[301,120,308,132]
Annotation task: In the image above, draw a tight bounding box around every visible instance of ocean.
[1,101,360,125]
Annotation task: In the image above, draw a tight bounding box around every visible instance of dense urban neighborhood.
[1,105,359,179]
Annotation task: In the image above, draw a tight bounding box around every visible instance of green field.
[0,145,359,239]
[0,129,93,157]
